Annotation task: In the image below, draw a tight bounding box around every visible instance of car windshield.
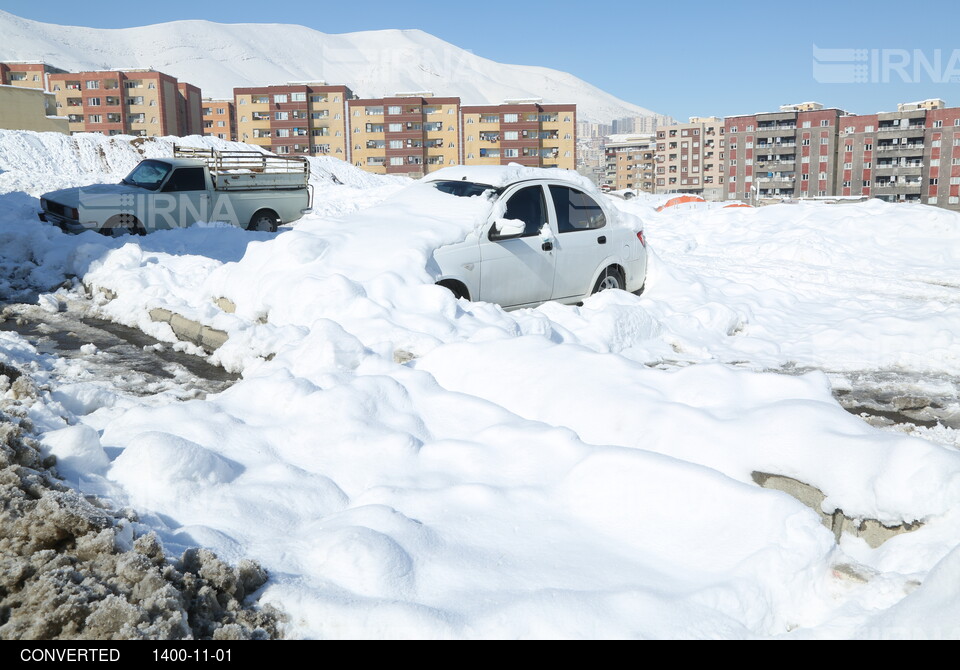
[431,180,494,198]
[122,160,172,191]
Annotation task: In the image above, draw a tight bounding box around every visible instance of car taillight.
[637,230,646,247]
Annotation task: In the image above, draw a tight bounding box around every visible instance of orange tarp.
[656,195,706,211]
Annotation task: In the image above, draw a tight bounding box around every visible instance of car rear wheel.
[248,209,279,233]
[592,266,625,294]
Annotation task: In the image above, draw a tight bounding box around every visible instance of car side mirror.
[490,218,525,240]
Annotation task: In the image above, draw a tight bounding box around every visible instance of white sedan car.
[424,170,647,309]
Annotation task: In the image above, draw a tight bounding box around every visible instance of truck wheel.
[248,210,279,233]
[103,214,145,236]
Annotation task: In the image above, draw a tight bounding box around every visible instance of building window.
[88,97,101,106]
[934,120,943,128]
[387,105,402,115]
[291,92,306,102]
[275,112,288,120]
[274,94,288,103]
[503,113,518,123]
[86,80,100,89]
[88,115,102,123]
[820,119,830,126]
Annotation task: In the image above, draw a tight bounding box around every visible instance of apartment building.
[603,134,656,192]
[655,117,725,200]
[0,61,67,90]
[725,103,845,202]
[234,84,351,158]
[348,95,460,176]
[48,69,201,137]
[202,99,236,141]
[835,100,960,210]
[461,101,576,170]
[177,82,203,136]
[0,85,68,133]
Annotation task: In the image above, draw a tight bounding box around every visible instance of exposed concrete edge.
[149,308,228,353]
[85,282,230,353]
[752,471,922,548]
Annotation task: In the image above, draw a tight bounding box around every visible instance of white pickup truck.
[38,146,313,234]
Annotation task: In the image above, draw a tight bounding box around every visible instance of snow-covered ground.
[2,130,960,639]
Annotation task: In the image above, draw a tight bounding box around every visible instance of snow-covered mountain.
[0,10,655,124]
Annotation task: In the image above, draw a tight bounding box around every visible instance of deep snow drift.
[2,130,960,639]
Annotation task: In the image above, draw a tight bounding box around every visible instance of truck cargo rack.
[173,145,310,190]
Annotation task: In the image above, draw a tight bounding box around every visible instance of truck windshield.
[122,160,172,191]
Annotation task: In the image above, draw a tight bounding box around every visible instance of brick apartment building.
[725,103,846,203]
[348,94,461,176]
[234,83,352,157]
[0,61,67,90]
[48,69,202,137]
[723,99,960,211]
[655,117,725,200]
[603,134,656,192]
[837,100,960,208]
[461,102,576,170]
[202,99,237,142]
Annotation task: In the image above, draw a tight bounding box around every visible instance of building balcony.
[874,181,922,190]
[876,143,924,151]
[756,176,796,184]
[874,163,923,173]
[878,123,925,132]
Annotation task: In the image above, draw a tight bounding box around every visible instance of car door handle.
[597,236,607,244]
[542,240,553,252]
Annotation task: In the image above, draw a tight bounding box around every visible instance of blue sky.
[5,0,960,120]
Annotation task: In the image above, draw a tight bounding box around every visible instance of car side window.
[549,186,606,232]
[491,185,547,240]
[163,167,206,192]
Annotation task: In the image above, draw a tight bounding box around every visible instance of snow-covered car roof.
[422,164,597,191]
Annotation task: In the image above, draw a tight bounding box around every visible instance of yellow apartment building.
[461,101,577,170]
[348,94,460,176]
[234,83,351,157]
